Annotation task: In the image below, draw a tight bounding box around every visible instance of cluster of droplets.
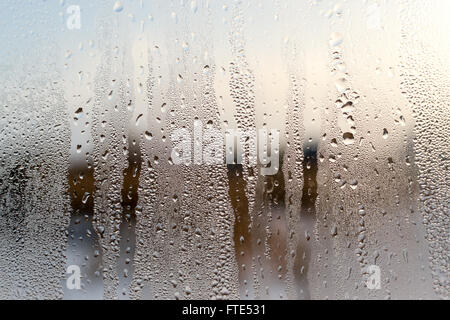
[399,0,449,299]
[0,53,71,299]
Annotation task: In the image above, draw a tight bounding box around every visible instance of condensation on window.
[0,0,448,300]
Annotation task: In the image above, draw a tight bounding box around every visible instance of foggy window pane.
[0,0,448,300]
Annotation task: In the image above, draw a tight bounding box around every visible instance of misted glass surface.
[0,0,448,300]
